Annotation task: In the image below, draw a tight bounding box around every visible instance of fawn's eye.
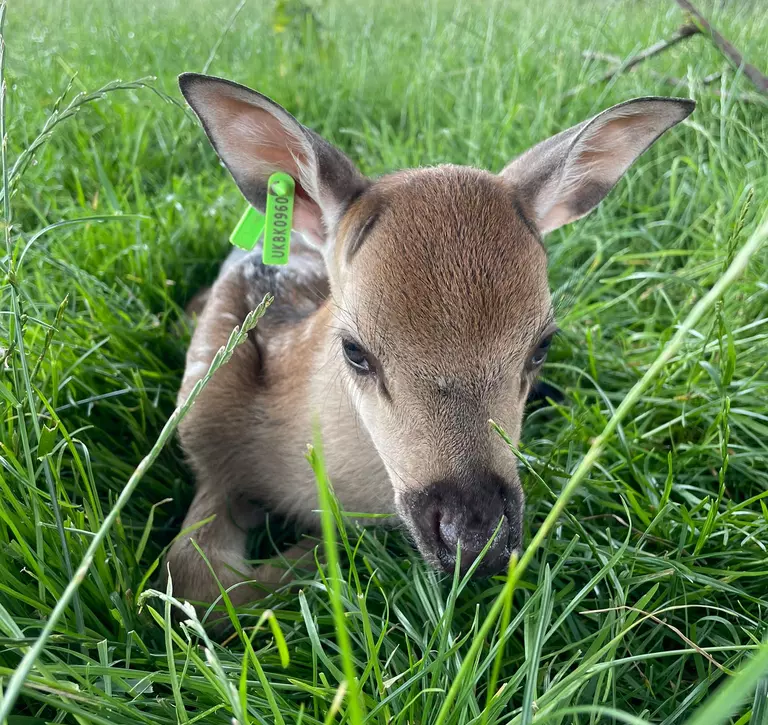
[342,339,374,375]
[528,333,554,369]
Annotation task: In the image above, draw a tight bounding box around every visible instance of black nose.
[437,508,510,572]
[403,472,523,576]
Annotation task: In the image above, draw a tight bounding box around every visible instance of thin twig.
[647,69,765,104]
[602,23,699,75]
[675,0,768,95]
[583,51,723,87]
[582,50,621,64]
[581,47,764,104]
[566,23,700,97]
[580,605,726,672]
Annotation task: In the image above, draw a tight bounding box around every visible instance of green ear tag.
[263,172,295,266]
[228,172,295,263]
[229,206,265,251]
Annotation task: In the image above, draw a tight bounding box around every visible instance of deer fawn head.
[179,73,693,576]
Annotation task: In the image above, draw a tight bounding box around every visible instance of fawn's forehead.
[337,166,552,358]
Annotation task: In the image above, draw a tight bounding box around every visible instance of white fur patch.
[184,360,210,381]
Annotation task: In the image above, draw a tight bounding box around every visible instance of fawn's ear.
[501,97,695,234]
[179,73,368,247]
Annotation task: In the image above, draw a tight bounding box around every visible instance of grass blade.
[0,296,271,721]
[434,213,768,725]
[307,432,365,724]
[683,643,768,725]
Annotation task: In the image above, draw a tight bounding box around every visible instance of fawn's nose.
[436,506,510,573]
[405,472,522,576]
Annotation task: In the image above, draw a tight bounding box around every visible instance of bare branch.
[566,23,700,97]
[675,0,768,95]
[583,51,724,88]
[582,50,620,64]
[647,70,765,104]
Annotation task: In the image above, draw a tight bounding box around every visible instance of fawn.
[167,72,693,608]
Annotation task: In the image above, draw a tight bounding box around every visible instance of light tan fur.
[165,73,693,609]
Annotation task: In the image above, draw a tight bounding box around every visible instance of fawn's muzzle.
[404,472,522,576]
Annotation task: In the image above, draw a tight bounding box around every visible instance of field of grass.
[2,0,768,722]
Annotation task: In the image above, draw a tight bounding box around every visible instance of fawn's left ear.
[501,97,695,234]
[179,73,369,248]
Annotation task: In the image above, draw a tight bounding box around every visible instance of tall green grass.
[1,0,768,723]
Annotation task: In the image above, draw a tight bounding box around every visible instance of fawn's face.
[180,73,693,574]
[328,168,552,572]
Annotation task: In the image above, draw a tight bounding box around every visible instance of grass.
[1,0,768,723]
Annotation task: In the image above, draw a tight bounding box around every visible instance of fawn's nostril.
[437,509,510,571]
[437,512,460,552]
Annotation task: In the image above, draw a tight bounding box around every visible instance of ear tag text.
[262,172,295,266]
[228,172,295,266]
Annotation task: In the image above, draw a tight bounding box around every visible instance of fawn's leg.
[165,485,318,609]
[165,487,262,608]
[168,248,325,611]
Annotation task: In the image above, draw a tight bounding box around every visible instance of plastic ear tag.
[229,206,265,251]
[228,172,295,265]
[262,172,295,266]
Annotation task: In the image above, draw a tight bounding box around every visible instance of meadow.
[2,0,768,722]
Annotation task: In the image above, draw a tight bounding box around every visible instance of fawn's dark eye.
[528,334,554,369]
[342,339,374,375]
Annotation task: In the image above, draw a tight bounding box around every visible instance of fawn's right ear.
[500,97,695,235]
[179,73,368,248]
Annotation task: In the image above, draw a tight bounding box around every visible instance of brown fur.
[165,73,694,611]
